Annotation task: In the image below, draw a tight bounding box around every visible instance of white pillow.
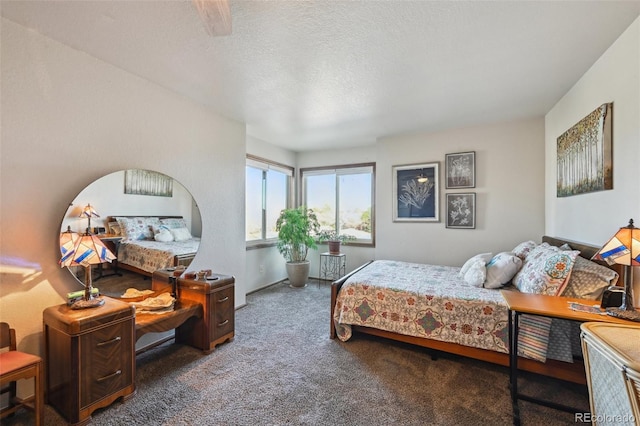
[463,260,486,287]
[154,227,173,242]
[170,227,192,242]
[485,252,523,289]
[459,253,493,277]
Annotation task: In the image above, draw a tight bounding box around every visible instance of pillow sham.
[160,218,188,230]
[512,240,537,260]
[559,256,619,300]
[463,260,486,287]
[116,217,161,240]
[459,253,492,277]
[170,227,192,242]
[484,252,522,289]
[512,243,580,296]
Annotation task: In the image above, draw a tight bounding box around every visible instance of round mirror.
[60,169,201,297]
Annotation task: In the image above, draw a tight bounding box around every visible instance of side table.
[501,290,632,426]
[319,252,346,284]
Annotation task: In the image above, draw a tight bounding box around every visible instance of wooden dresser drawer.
[212,286,234,341]
[80,321,134,408]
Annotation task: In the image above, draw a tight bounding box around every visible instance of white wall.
[0,19,246,363]
[376,118,546,266]
[545,17,640,302]
[545,17,640,245]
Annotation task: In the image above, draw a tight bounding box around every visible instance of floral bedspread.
[117,238,200,273]
[333,260,510,354]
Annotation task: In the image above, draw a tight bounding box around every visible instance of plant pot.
[286,261,310,288]
[328,241,341,255]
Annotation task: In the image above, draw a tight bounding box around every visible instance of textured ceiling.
[2,1,640,152]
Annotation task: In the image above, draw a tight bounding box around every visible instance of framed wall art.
[392,162,439,222]
[445,151,475,189]
[124,169,173,197]
[556,102,613,197]
[446,193,475,229]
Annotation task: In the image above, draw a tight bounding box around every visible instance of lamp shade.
[592,219,640,266]
[79,203,100,220]
[60,233,115,268]
[59,227,80,265]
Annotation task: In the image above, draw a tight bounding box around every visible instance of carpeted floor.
[4,280,588,425]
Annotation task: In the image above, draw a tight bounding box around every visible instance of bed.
[107,216,200,277]
[330,236,622,384]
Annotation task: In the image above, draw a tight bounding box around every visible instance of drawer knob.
[217,319,229,327]
[97,336,121,347]
[97,370,122,382]
[217,296,229,303]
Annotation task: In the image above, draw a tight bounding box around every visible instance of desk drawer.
[212,286,234,340]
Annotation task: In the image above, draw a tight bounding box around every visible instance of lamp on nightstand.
[79,203,100,233]
[59,230,116,309]
[592,218,640,322]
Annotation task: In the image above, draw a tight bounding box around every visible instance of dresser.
[43,297,135,425]
[152,270,235,353]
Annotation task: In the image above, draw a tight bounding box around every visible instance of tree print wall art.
[392,162,439,222]
[557,103,613,197]
[446,193,475,229]
[445,151,475,189]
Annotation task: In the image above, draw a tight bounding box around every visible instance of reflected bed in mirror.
[60,169,201,298]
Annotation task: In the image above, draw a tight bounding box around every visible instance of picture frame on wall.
[445,151,475,189]
[446,193,476,229]
[392,162,439,222]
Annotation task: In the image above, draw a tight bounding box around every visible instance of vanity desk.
[43,270,234,424]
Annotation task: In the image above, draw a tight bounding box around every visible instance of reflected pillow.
[170,227,192,242]
[160,218,188,229]
[154,226,174,242]
[485,252,522,289]
[459,253,493,277]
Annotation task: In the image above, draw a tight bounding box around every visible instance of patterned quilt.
[117,238,200,273]
[333,260,510,354]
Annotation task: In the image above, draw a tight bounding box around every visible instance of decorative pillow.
[559,256,619,300]
[512,240,537,260]
[116,217,160,240]
[459,253,493,277]
[513,243,580,295]
[154,226,174,242]
[463,260,486,287]
[160,218,188,229]
[485,252,523,289]
[170,227,192,242]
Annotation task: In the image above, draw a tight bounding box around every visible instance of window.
[301,163,375,245]
[246,156,293,244]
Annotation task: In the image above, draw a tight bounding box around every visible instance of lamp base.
[71,297,105,310]
[606,307,640,322]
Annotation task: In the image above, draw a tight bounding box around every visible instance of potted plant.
[275,206,320,287]
[316,229,356,254]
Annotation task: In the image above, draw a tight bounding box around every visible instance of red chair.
[0,322,43,425]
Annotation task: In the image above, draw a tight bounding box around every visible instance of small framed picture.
[445,151,475,189]
[446,193,476,229]
[392,162,439,222]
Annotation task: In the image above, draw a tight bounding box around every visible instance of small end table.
[319,252,346,285]
[95,234,123,280]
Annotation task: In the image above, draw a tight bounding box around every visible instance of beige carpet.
[4,280,588,425]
